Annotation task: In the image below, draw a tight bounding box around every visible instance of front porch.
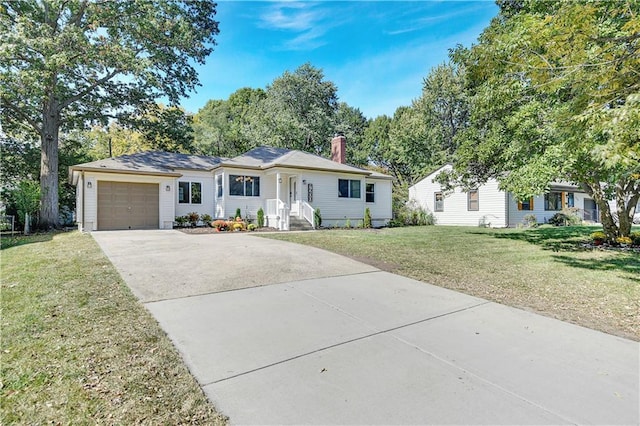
[263,171,315,231]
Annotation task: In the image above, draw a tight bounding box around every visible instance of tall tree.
[446,0,639,239]
[0,0,219,228]
[333,102,368,167]
[256,63,338,154]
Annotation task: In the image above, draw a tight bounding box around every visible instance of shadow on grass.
[552,254,640,281]
[0,232,55,250]
[488,226,595,252]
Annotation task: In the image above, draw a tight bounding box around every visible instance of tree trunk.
[40,102,60,229]
[582,181,619,242]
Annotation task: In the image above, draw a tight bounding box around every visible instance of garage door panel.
[98,181,159,230]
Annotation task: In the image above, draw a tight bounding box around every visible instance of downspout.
[81,171,86,232]
[505,191,510,228]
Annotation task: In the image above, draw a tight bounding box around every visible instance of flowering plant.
[616,236,632,245]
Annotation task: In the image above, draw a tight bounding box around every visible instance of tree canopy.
[444,0,639,238]
[0,0,219,227]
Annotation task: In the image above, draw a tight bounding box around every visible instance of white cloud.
[258,2,334,51]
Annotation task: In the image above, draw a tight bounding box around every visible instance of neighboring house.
[409,164,605,228]
[69,135,393,231]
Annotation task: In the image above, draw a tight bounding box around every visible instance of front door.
[289,177,299,215]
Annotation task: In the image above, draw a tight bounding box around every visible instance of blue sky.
[180,1,499,119]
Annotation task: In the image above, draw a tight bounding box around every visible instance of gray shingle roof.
[70,151,223,175]
[223,146,385,176]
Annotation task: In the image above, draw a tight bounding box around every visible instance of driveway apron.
[92,230,639,425]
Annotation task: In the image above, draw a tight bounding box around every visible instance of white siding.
[507,191,600,226]
[409,165,508,227]
[302,171,367,227]
[222,168,267,220]
[365,177,393,227]
[81,172,176,231]
[174,170,215,220]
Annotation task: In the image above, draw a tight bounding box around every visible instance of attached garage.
[97,181,159,230]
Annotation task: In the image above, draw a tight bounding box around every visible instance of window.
[178,181,202,204]
[338,179,361,198]
[216,174,223,197]
[544,192,562,211]
[468,189,479,211]
[518,197,534,211]
[366,183,375,203]
[434,192,444,212]
[567,192,574,208]
[229,175,260,197]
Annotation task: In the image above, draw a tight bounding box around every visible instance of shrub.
[314,208,322,228]
[201,214,213,225]
[548,209,581,226]
[345,218,351,228]
[523,214,538,228]
[235,208,242,221]
[247,223,257,231]
[392,200,435,227]
[186,212,200,227]
[364,208,372,228]
[175,216,187,227]
[590,231,606,242]
[257,208,265,228]
[630,231,640,246]
[232,222,244,231]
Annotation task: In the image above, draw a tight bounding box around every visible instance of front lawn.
[1,231,227,424]
[262,226,639,341]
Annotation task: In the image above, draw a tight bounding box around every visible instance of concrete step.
[289,217,314,231]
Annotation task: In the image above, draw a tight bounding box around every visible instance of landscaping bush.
[547,208,581,226]
[314,208,322,228]
[364,207,372,228]
[212,219,227,231]
[247,223,257,231]
[523,214,538,228]
[631,231,640,246]
[391,200,435,227]
[590,231,606,245]
[235,208,242,221]
[201,214,213,225]
[174,216,187,227]
[186,212,200,227]
[257,208,265,228]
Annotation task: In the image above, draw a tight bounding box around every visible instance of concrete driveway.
[92,230,639,425]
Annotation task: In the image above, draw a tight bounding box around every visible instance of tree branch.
[59,68,120,110]
[2,100,41,134]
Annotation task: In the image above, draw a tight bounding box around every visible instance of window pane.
[366,183,375,203]
[350,180,361,198]
[229,175,244,196]
[468,190,479,211]
[245,176,253,196]
[567,193,574,208]
[435,192,444,212]
[338,179,349,198]
[216,175,223,197]
[545,192,562,211]
[178,181,189,204]
[253,177,260,197]
[191,182,202,204]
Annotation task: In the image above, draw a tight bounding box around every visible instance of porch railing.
[301,201,315,229]
[265,198,290,231]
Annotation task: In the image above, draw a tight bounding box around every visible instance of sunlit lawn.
[262,225,639,341]
[1,231,227,425]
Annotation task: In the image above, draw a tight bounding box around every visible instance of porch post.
[276,172,281,203]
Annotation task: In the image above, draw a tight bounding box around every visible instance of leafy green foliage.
[314,208,322,228]
[1,0,219,227]
[447,0,640,239]
[363,207,372,229]
[257,208,265,228]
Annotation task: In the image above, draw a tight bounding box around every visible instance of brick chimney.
[330,133,346,164]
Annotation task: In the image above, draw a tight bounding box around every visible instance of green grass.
[262,226,640,341]
[1,231,227,425]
